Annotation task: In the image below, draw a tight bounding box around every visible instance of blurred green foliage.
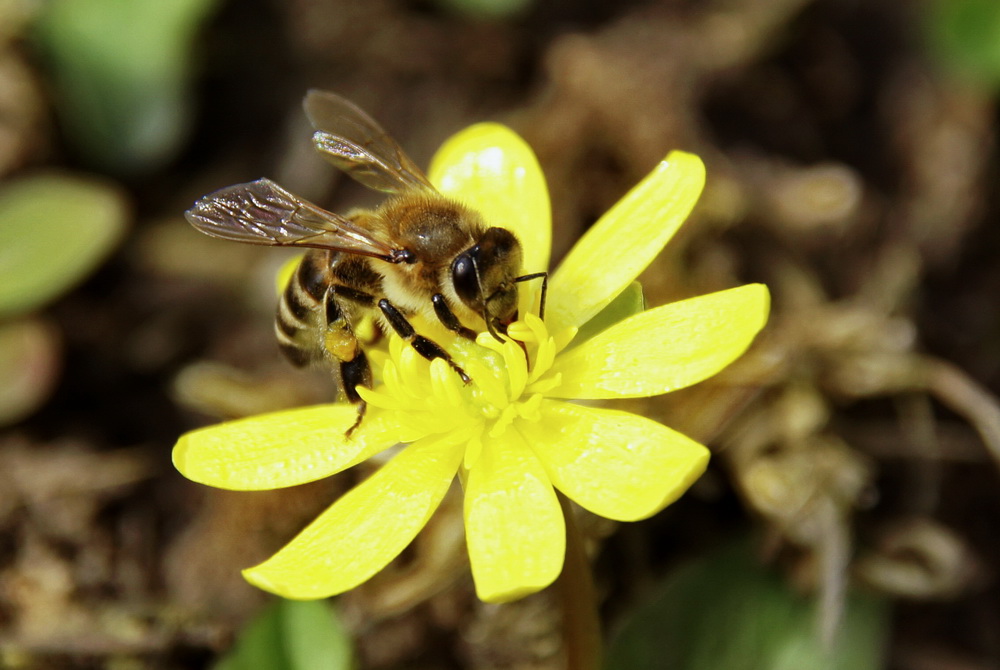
[605,539,890,670]
[0,174,126,425]
[214,598,355,670]
[0,173,127,319]
[434,0,533,21]
[926,0,1000,85]
[0,319,58,425]
[32,0,219,175]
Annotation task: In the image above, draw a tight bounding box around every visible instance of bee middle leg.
[377,299,471,383]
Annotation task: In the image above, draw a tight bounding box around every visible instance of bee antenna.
[513,271,548,320]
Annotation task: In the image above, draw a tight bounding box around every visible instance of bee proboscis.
[185,90,545,434]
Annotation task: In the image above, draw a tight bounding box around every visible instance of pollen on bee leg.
[323,329,358,362]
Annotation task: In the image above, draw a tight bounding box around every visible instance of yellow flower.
[172,124,770,603]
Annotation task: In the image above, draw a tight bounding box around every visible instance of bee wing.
[185,178,400,261]
[304,89,436,194]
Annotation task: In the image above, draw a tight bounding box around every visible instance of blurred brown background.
[2,0,999,668]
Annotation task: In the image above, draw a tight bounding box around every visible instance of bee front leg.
[378,299,471,383]
[431,294,476,340]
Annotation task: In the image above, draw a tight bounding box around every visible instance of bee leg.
[340,349,371,437]
[378,298,471,384]
[513,271,549,319]
[322,288,373,436]
[431,294,476,340]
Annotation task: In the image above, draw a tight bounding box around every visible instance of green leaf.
[32,0,219,174]
[214,602,285,670]
[281,599,354,670]
[214,599,354,670]
[570,281,645,347]
[605,539,890,670]
[0,174,128,318]
[926,0,1000,85]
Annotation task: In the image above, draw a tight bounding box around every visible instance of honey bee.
[185,90,545,433]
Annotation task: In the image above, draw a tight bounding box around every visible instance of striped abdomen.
[275,250,384,367]
[275,250,378,413]
[275,250,338,366]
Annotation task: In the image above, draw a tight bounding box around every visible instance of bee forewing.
[185,178,398,259]
[304,89,435,195]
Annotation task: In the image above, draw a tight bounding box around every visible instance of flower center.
[359,312,574,446]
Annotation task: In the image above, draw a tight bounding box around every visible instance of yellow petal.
[464,430,564,602]
[243,434,463,599]
[428,123,552,290]
[525,400,709,521]
[546,284,769,399]
[546,151,706,332]
[173,405,402,491]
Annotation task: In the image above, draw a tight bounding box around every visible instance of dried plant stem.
[557,492,602,670]
[926,359,1000,471]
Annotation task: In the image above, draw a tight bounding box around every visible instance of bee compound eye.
[451,250,480,304]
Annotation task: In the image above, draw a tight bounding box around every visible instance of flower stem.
[557,492,602,670]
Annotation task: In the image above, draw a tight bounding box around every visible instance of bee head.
[451,227,523,340]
